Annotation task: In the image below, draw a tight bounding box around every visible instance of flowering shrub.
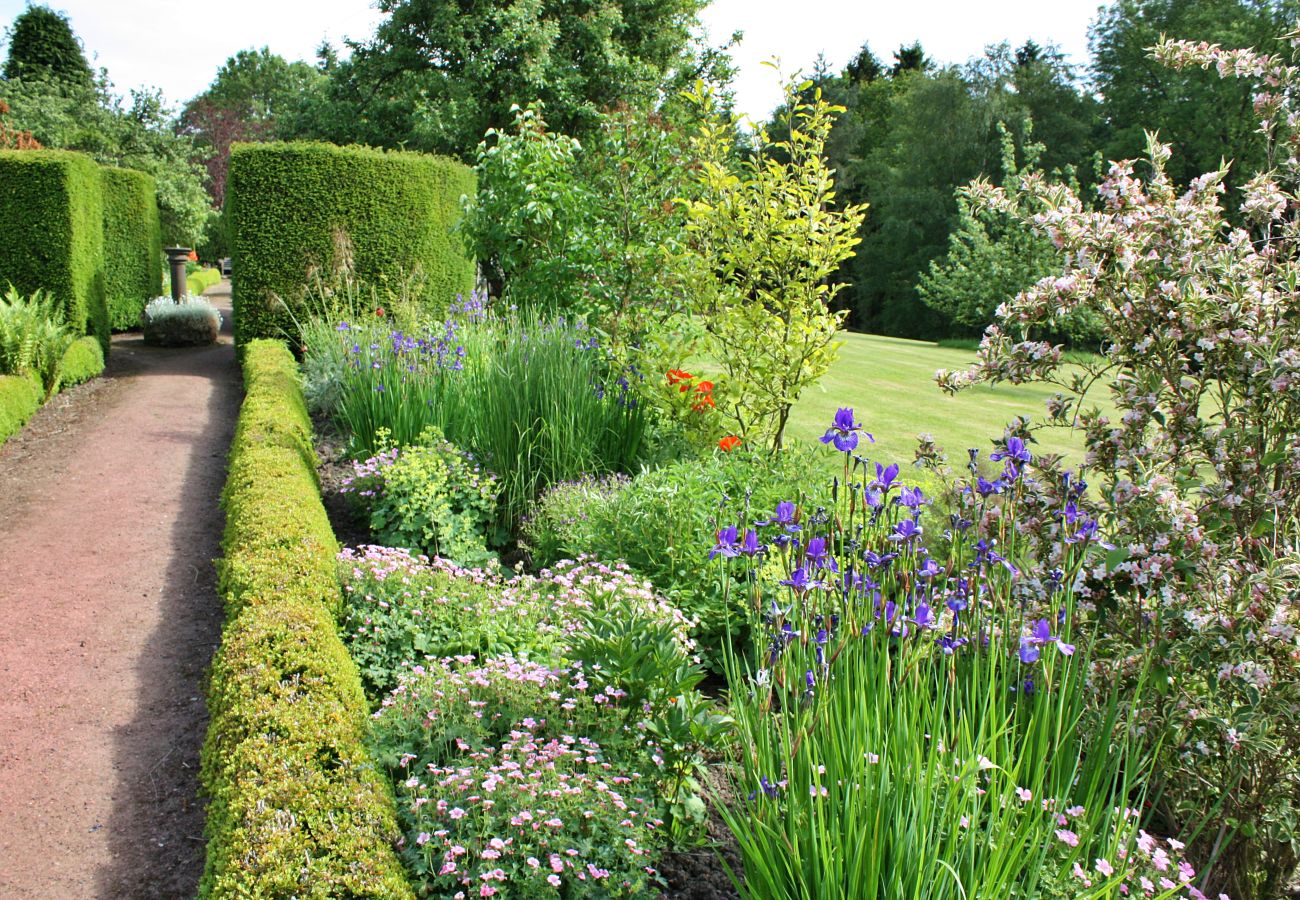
[709,408,1207,898]
[342,427,499,566]
[935,33,1300,899]
[339,546,695,697]
[141,294,222,346]
[371,656,665,897]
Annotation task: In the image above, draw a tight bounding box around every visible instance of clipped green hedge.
[0,371,41,446]
[187,266,221,297]
[0,150,108,354]
[201,339,413,899]
[100,166,162,331]
[55,335,104,391]
[227,142,475,346]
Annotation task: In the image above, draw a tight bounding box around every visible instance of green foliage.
[329,309,650,532]
[184,266,221,296]
[226,142,475,345]
[345,428,498,567]
[339,548,697,699]
[286,0,710,160]
[53,334,103,390]
[674,78,866,450]
[179,47,323,208]
[1090,0,1296,201]
[141,295,222,346]
[2,5,93,88]
[919,126,1099,343]
[0,151,107,352]
[0,77,211,244]
[523,445,818,668]
[202,339,412,898]
[461,103,692,322]
[0,371,41,445]
[100,166,162,330]
[0,286,73,391]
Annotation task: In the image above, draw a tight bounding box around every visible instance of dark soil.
[0,284,239,898]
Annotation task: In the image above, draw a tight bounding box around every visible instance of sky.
[0,0,1109,117]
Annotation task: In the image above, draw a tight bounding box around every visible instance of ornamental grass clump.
[370,656,665,897]
[327,300,649,531]
[710,408,1203,899]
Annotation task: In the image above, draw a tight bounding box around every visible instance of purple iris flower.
[912,602,937,630]
[740,529,764,557]
[760,501,801,533]
[709,525,743,560]
[884,601,909,638]
[990,436,1032,465]
[937,634,968,655]
[975,476,1003,497]
[917,557,942,580]
[871,462,900,492]
[897,485,926,509]
[889,519,923,543]
[805,536,830,567]
[821,407,873,453]
[1019,617,1075,664]
[780,566,823,594]
[864,488,885,509]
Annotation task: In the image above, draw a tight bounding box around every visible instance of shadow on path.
[0,284,239,898]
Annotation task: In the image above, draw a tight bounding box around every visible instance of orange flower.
[375,306,386,318]
[695,380,714,393]
[692,394,716,412]
[666,368,693,385]
[718,435,742,451]
[187,249,198,261]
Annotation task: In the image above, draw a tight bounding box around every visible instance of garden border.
[199,339,413,898]
[0,336,104,447]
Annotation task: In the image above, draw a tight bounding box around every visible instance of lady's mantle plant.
[937,32,1300,900]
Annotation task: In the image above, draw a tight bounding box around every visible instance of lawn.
[785,332,1115,476]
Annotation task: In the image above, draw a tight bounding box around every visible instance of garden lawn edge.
[200,339,414,899]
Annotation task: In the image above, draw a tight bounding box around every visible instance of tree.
[673,79,866,451]
[1090,0,1296,198]
[179,48,319,206]
[284,0,709,160]
[2,4,92,89]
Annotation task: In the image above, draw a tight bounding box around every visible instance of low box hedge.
[201,339,412,899]
[187,267,222,297]
[55,335,104,391]
[0,371,42,446]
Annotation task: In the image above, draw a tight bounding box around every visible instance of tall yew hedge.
[101,166,162,330]
[227,142,475,346]
[0,150,108,352]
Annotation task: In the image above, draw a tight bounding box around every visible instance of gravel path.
[0,283,238,898]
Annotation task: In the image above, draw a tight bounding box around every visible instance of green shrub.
[523,445,818,668]
[100,166,162,331]
[0,149,108,353]
[141,294,221,346]
[54,334,103,390]
[186,266,221,296]
[227,142,475,346]
[343,428,498,567]
[201,339,413,899]
[0,371,41,445]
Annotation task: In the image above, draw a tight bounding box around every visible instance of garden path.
[0,283,238,898]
